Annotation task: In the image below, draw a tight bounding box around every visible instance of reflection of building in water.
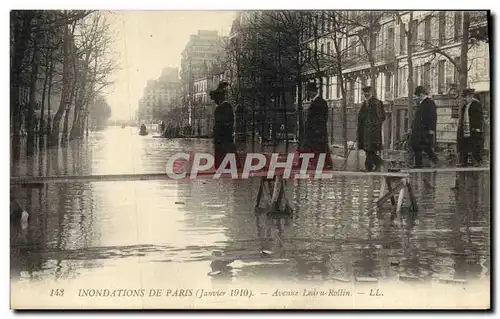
[286,177,389,280]
[400,171,490,280]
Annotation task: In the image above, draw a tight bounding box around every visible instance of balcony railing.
[348,47,395,68]
[374,47,395,63]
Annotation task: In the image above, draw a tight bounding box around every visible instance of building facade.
[137,67,181,127]
[180,30,226,128]
[298,10,489,150]
[192,70,228,137]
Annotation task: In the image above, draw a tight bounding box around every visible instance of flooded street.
[10,127,491,309]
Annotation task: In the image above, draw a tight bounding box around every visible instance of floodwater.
[10,126,491,308]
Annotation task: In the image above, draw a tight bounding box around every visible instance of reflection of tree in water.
[11,141,100,282]
[11,151,43,280]
[451,171,490,281]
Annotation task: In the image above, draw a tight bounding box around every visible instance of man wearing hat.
[357,85,386,172]
[456,88,484,166]
[301,81,332,169]
[210,81,240,170]
[410,85,438,168]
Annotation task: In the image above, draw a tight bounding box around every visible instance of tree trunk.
[407,12,415,130]
[458,12,470,106]
[339,75,348,159]
[50,23,70,147]
[46,60,53,138]
[40,63,49,139]
[40,33,54,142]
[11,12,34,161]
[62,107,71,146]
[70,83,83,140]
[86,111,90,137]
[456,12,471,156]
[27,20,42,156]
[330,14,349,158]
[62,73,77,146]
[296,70,304,146]
[368,23,377,89]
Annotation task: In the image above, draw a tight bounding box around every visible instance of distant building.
[138,67,181,126]
[180,30,226,129]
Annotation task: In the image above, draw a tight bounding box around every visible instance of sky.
[103,11,236,120]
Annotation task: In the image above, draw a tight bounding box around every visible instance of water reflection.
[10,127,490,286]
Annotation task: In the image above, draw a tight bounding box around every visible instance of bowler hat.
[361,86,372,93]
[306,82,318,92]
[209,81,229,101]
[414,85,426,95]
[462,88,475,97]
[213,81,229,93]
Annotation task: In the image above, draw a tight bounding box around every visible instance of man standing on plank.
[357,85,386,172]
[301,81,332,170]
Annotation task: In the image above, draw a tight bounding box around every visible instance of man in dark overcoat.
[357,85,386,172]
[210,81,240,170]
[456,88,484,166]
[302,81,332,169]
[410,85,438,168]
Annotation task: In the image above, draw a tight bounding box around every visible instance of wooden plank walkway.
[10,170,410,185]
[401,167,490,173]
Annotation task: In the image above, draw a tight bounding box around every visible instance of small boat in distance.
[122,124,126,128]
[139,124,148,136]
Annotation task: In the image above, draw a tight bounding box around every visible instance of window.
[423,63,431,91]
[315,15,320,35]
[439,12,446,45]
[385,72,392,99]
[331,76,337,98]
[411,19,418,47]
[321,43,325,56]
[413,65,419,86]
[336,76,341,98]
[454,11,462,41]
[321,12,325,34]
[438,60,445,94]
[424,16,431,49]
[453,57,461,83]
[325,76,330,99]
[387,27,394,54]
[326,42,331,55]
[445,60,454,88]
[400,23,406,54]
[402,67,408,96]
[361,77,367,87]
[362,35,369,53]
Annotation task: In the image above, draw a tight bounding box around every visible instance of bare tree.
[340,11,388,90]
[394,11,431,129]
[227,11,315,146]
[322,11,362,158]
[68,12,117,141]
[416,11,488,106]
